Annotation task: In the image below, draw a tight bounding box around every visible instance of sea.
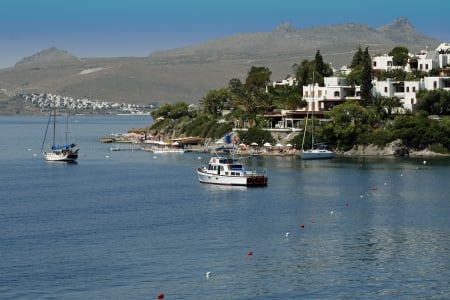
[1,115,449,300]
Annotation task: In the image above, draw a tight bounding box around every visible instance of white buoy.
[330,210,334,215]
[423,160,427,165]
[285,232,290,238]
[206,271,211,279]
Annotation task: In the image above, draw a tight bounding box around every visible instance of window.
[384,87,388,93]
[334,91,340,97]
[406,87,410,92]
[413,87,416,92]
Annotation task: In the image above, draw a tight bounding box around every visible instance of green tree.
[267,84,305,110]
[416,89,450,115]
[293,59,310,92]
[199,88,231,116]
[359,47,373,107]
[389,46,409,66]
[350,46,363,68]
[230,90,272,127]
[228,78,243,96]
[382,96,404,117]
[244,66,272,93]
[237,127,275,146]
[327,101,371,149]
[379,69,407,81]
[168,102,189,119]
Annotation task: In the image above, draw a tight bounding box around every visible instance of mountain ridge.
[0,18,443,112]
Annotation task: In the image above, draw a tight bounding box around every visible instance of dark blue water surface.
[1,115,449,299]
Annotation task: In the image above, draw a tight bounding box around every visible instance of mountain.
[0,18,442,112]
[14,47,80,66]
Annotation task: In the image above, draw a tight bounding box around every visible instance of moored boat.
[41,107,79,162]
[197,156,268,186]
[300,71,335,160]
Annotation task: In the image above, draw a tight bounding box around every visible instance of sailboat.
[300,72,335,160]
[41,106,79,162]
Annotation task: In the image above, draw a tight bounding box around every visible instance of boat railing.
[246,168,267,177]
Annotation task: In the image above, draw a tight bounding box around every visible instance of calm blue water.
[1,115,449,300]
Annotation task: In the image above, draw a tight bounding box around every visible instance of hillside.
[0,17,442,114]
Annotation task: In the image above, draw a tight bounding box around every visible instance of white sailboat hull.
[301,149,335,160]
[43,150,78,162]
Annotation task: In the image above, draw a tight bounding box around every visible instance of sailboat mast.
[65,113,69,145]
[52,105,56,147]
[311,70,315,148]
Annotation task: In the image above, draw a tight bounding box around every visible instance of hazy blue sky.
[1,0,449,68]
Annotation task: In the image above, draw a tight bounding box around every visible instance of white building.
[302,77,361,112]
[372,76,450,112]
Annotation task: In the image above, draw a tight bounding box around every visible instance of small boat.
[41,107,79,162]
[152,147,184,154]
[300,71,335,160]
[197,156,268,186]
[301,143,335,160]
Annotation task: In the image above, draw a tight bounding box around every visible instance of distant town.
[18,92,156,115]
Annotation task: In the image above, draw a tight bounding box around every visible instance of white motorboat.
[197,156,267,186]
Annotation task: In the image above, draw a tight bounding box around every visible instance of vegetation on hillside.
[148,47,450,155]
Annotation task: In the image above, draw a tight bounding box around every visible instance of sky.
[1,0,449,69]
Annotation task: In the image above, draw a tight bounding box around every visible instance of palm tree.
[230,90,271,127]
[382,96,403,117]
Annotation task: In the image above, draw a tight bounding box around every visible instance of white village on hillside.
[264,42,450,130]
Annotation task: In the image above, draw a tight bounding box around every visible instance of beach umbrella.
[275,143,283,147]
[263,142,272,147]
[286,143,293,147]
[250,142,258,146]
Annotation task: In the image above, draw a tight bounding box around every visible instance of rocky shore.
[340,139,449,157]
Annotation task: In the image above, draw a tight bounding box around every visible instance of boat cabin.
[208,157,246,176]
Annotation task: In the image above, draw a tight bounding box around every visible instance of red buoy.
[247,251,253,256]
[157,293,164,299]
[300,224,305,228]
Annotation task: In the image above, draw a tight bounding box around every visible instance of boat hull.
[43,151,78,162]
[197,169,267,186]
[300,149,335,160]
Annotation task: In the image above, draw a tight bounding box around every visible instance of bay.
[0,115,449,299]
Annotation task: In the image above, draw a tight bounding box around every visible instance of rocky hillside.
[0,17,442,114]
